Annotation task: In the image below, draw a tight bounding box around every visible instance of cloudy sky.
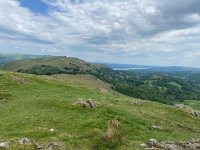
[0,0,200,67]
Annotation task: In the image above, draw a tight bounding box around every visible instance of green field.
[0,70,200,149]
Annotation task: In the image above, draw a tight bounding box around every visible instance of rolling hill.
[0,70,200,149]
[3,56,108,75]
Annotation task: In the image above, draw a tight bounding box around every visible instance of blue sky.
[0,0,200,67]
[18,0,49,14]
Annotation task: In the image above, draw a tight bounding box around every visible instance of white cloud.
[0,0,200,67]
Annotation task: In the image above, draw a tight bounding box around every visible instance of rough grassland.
[0,70,200,149]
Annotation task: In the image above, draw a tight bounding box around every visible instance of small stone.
[33,143,44,150]
[18,138,31,145]
[50,128,55,132]
[140,143,147,147]
[175,104,186,109]
[0,142,10,149]
[152,125,162,130]
[146,138,164,148]
[144,139,200,150]
[193,111,200,117]
[46,142,65,150]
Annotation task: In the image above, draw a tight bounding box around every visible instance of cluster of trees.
[17,65,82,75]
[92,68,200,104]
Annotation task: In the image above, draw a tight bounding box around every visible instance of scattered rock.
[130,99,144,105]
[0,138,66,150]
[46,142,65,150]
[193,111,200,117]
[18,137,31,145]
[146,139,164,149]
[174,104,200,118]
[140,143,147,147]
[175,104,186,109]
[0,142,10,149]
[75,99,96,109]
[33,143,45,150]
[144,139,200,150]
[152,125,163,130]
[12,76,26,84]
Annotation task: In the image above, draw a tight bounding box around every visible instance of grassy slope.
[3,56,105,72]
[0,70,200,149]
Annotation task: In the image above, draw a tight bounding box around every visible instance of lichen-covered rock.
[140,143,147,147]
[146,138,164,149]
[33,143,45,150]
[174,104,200,118]
[75,99,96,109]
[130,100,144,105]
[0,142,10,149]
[144,139,200,150]
[152,125,163,130]
[193,111,200,117]
[46,142,65,150]
[18,138,32,145]
[175,104,186,109]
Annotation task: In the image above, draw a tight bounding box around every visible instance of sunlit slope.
[0,70,199,149]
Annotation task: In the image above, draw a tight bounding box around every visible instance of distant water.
[112,68,147,70]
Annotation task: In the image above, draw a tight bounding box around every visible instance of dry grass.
[105,119,123,143]
[93,118,124,149]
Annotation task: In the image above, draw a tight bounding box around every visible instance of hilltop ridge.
[3,56,108,75]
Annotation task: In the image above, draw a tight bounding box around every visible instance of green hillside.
[3,56,106,75]
[0,70,200,149]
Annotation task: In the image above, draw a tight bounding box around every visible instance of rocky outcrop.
[46,142,65,150]
[175,104,186,109]
[0,138,66,150]
[175,104,200,118]
[0,142,10,149]
[192,111,200,117]
[142,139,200,150]
[33,141,65,150]
[18,137,32,145]
[75,99,96,109]
[146,139,164,149]
[130,99,145,105]
[33,143,44,150]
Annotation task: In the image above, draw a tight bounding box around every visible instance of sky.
[0,0,200,67]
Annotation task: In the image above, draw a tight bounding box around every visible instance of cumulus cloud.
[0,0,200,66]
